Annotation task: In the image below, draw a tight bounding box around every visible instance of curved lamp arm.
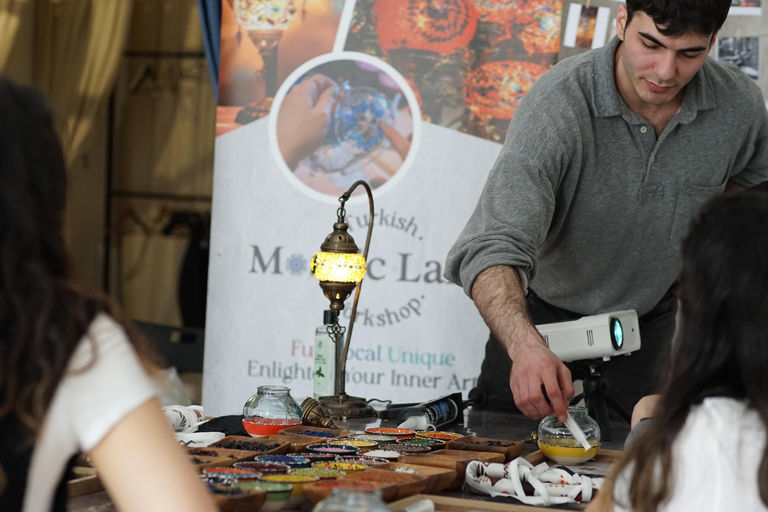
[337,180,373,395]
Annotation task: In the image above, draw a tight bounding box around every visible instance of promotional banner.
[204,0,566,416]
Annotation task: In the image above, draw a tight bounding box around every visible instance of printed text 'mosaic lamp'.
[311,180,376,419]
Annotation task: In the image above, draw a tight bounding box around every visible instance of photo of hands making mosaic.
[276,59,414,197]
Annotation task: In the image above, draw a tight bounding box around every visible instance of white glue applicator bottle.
[396,392,465,431]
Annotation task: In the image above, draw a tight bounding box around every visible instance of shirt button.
[651,156,656,163]
[640,126,648,133]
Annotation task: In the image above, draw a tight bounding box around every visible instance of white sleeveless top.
[23,314,156,512]
[613,397,768,512]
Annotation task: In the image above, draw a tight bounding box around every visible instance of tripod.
[568,359,631,441]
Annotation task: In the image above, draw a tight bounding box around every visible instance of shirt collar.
[592,36,718,122]
[592,36,625,118]
[675,59,718,124]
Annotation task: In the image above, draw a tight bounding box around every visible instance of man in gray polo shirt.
[445,0,768,423]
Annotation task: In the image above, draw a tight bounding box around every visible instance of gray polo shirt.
[445,36,768,316]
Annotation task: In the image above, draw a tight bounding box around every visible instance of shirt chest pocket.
[667,179,727,255]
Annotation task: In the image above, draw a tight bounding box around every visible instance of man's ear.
[710,28,721,49]
[616,4,628,41]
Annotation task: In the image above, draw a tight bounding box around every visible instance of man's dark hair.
[626,0,731,38]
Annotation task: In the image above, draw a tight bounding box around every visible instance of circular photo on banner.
[270,52,420,203]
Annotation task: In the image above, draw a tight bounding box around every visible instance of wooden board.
[524,448,623,478]
[343,468,429,501]
[304,480,398,504]
[388,494,564,511]
[210,435,291,455]
[67,467,103,498]
[397,450,504,490]
[187,454,235,473]
[446,437,525,463]
[260,433,331,453]
[387,463,457,495]
[386,450,624,511]
[189,446,262,461]
[208,485,267,512]
[278,425,355,438]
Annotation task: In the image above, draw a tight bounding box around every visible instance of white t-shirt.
[23,314,156,512]
[613,397,768,512]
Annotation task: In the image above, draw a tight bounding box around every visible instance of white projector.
[535,310,641,362]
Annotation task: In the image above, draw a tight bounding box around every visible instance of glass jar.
[242,385,302,436]
[314,488,391,512]
[537,406,601,464]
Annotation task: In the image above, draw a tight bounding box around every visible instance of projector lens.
[610,318,624,351]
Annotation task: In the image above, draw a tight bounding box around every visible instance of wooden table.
[68,406,630,511]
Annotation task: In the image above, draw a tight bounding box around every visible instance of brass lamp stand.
[311,180,376,419]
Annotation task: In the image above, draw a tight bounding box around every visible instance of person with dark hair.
[445,0,768,422]
[586,191,768,511]
[0,79,217,511]
[622,179,768,449]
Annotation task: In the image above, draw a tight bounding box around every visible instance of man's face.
[616,5,715,108]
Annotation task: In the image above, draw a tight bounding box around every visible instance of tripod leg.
[587,394,613,442]
[603,392,632,423]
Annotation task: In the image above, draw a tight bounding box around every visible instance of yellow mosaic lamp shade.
[311,252,367,283]
[232,0,297,31]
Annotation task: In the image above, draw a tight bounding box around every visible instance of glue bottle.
[313,325,335,400]
[396,392,465,430]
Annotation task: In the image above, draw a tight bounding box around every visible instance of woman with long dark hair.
[0,79,217,511]
[588,191,768,512]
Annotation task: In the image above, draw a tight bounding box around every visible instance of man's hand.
[509,337,573,422]
[471,265,574,422]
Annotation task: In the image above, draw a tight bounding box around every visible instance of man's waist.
[528,287,677,324]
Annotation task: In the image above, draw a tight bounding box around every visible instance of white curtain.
[35,0,133,166]
[0,0,24,72]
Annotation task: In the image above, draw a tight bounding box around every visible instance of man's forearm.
[472,265,574,420]
[471,265,545,358]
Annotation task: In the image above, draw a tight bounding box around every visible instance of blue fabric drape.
[196,0,221,100]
